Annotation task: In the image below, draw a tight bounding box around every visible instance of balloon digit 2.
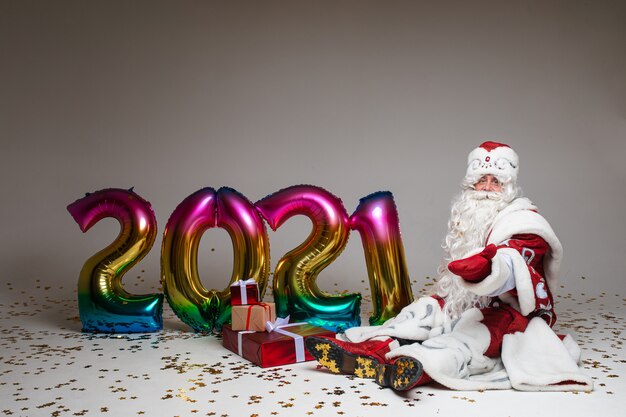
[255,185,361,333]
[67,188,163,333]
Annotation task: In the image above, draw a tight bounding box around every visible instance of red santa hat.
[465,141,519,184]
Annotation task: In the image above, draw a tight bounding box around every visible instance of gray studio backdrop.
[1,1,624,306]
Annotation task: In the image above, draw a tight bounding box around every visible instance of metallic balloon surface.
[161,187,270,332]
[255,185,361,332]
[161,188,218,332]
[67,188,163,333]
[213,187,271,330]
[350,191,414,325]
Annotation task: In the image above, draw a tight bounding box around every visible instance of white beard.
[435,186,518,319]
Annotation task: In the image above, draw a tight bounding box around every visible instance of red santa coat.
[344,197,593,391]
[456,197,563,357]
[462,197,562,320]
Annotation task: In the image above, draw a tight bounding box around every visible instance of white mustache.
[468,190,504,201]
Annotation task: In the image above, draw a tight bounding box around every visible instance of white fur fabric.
[341,296,445,343]
[502,317,593,391]
[382,311,592,392]
[385,308,512,390]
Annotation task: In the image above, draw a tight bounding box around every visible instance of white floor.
[1,282,624,417]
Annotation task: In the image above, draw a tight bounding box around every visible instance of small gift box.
[231,302,276,332]
[230,278,260,306]
[222,320,335,368]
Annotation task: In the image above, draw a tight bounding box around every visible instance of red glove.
[448,244,497,283]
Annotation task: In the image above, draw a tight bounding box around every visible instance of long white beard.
[435,185,519,319]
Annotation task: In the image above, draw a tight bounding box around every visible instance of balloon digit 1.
[67,188,163,333]
[350,191,414,325]
[255,185,361,332]
[161,187,270,332]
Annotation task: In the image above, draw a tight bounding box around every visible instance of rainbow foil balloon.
[255,185,361,333]
[67,188,163,333]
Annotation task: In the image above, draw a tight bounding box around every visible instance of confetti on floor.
[1,281,624,417]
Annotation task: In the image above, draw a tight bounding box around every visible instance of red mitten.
[448,244,497,283]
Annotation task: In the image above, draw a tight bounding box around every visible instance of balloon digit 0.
[255,185,361,332]
[161,187,270,332]
[161,188,218,332]
[67,188,163,333]
[350,191,414,325]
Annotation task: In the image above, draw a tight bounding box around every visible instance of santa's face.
[474,174,502,192]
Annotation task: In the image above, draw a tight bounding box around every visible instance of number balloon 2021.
[68,185,414,334]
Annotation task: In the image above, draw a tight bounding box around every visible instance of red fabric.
[480,304,529,358]
[479,141,510,152]
[477,234,556,357]
[498,234,548,277]
[315,335,395,363]
[448,244,497,282]
[431,295,446,309]
[552,380,584,386]
[413,371,433,386]
[496,234,556,326]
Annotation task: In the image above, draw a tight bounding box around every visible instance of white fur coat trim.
[341,296,445,343]
[385,311,592,392]
[459,248,537,316]
[502,318,593,391]
[487,197,563,294]
[456,249,509,296]
[386,308,511,390]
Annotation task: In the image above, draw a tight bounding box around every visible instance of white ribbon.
[237,330,255,356]
[265,317,307,363]
[265,316,290,332]
[231,278,257,305]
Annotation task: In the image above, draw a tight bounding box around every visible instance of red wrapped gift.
[222,322,335,368]
[230,278,260,305]
[231,302,276,332]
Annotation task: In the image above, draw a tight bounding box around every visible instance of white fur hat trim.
[466,141,519,183]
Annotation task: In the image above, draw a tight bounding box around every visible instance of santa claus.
[306,141,593,392]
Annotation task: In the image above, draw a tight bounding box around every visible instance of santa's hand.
[448,244,497,282]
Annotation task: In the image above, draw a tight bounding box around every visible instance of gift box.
[231,302,276,332]
[230,279,260,306]
[222,323,335,368]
